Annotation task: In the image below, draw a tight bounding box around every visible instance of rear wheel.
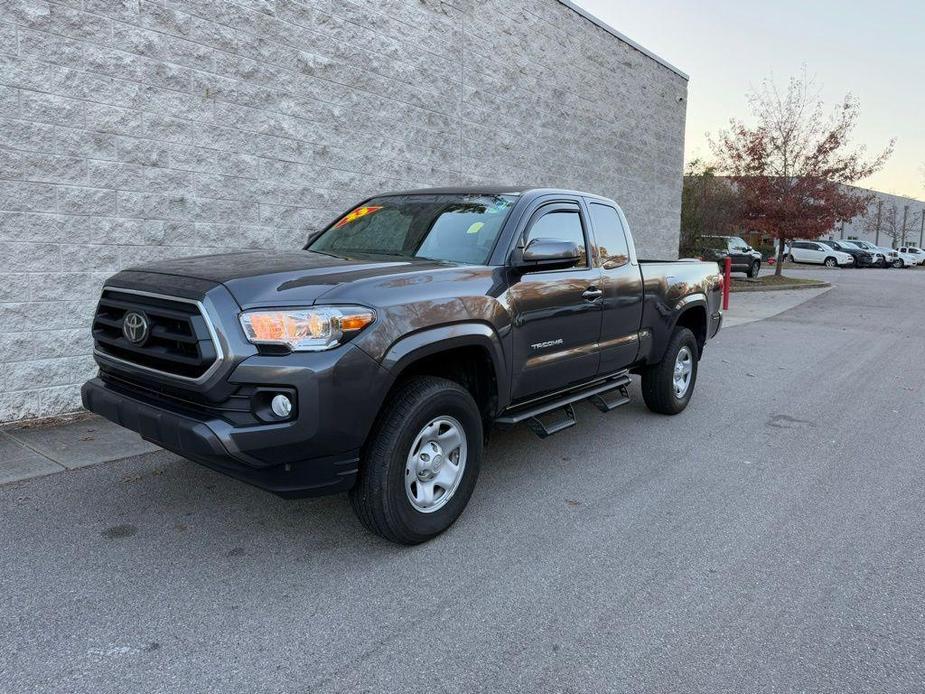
[824,257,838,268]
[349,377,482,544]
[641,327,699,415]
[747,260,761,278]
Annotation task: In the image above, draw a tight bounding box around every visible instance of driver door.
[507,202,603,401]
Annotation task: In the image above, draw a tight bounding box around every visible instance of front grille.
[92,289,220,380]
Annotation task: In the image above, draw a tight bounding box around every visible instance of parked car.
[884,248,918,268]
[788,240,855,267]
[818,240,876,267]
[81,187,724,544]
[843,240,894,268]
[699,235,763,278]
[839,240,888,268]
[898,246,925,265]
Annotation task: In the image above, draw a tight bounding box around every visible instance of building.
[828,186,925,248]
[0,0,688,422]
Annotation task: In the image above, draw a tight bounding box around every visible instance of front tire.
[349,377,483,544]
[641,327,699,415]
[893,259,903,269]
[824,257,838,268]
[747,261,761,278]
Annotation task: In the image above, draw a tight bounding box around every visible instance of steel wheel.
[404,416,467,514]
[673,346,694,399]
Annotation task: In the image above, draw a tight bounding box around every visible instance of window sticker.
[333,205,384,229]
[467,222,485,234]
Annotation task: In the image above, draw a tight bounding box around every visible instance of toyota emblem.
[122,311,150,345]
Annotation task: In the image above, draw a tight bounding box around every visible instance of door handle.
[582,287,603,301]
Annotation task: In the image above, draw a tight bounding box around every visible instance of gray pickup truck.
[82,187,723,543]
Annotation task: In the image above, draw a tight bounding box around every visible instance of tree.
[680,159,743,255]
[711,71,894,275]
[879,203,915,248]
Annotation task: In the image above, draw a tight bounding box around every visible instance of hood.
[129,250,461,308]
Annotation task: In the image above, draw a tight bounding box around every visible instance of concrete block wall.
[0,0,688,422]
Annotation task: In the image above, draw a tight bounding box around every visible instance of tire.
[641,327,699,416]
[788,254,796,263]
[746,261,760,278]
[349,376,483,545]
[893,259,903,269]
[824,257,838,268]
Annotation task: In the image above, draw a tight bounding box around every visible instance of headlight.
[239,306,375,351]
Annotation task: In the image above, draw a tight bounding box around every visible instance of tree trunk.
[775,234,785,276]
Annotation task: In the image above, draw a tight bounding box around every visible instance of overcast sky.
[572,0,925,199]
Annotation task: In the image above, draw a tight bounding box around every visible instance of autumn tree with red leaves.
[712,73,894,275]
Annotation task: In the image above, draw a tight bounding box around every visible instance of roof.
[377,186,617,203]
[556,1,688,81]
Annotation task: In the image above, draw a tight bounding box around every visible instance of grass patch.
[730,275,828,292]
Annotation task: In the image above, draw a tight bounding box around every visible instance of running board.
[496,374,632,438]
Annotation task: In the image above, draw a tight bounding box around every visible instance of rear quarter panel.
[638,260,723,364]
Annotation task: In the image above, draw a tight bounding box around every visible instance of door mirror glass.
[517,238,581,271]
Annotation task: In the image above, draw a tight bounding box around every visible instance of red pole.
[722,256,731,311]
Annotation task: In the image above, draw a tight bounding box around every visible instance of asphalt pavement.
[2,267,924,693]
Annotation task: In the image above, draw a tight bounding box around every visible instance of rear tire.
[641,327,699,416]
[349,376,483,545]
[747,261,761,278]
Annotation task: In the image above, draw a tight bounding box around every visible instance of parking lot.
[2,267,923,693]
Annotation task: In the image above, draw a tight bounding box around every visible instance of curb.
[731,281,831,293]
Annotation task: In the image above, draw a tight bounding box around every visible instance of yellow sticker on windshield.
[333,205,383,229]
[467,222,485,234]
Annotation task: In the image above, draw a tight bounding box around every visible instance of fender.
[671,292,709,322]
[644,293,709,365]
[382,322,510,409]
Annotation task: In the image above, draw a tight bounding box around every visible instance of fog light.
[271,394,292,418]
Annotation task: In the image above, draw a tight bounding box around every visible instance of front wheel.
[893,259,903,269]
[349,376,483,544]
[641,327,699,415]
[747,261,761,278]
[824,257,838,268]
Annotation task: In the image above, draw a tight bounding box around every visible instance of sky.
[572,0,925,199]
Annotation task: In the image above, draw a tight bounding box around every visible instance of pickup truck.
[82,187,723,544]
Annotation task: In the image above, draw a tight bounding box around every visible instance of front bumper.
[82,377,360,497]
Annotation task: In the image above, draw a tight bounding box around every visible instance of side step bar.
[495,373,632,439]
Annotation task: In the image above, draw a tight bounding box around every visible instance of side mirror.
[515,238,581,271]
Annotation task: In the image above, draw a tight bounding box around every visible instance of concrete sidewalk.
[0,285,832,485]
[724,286,831,328]
[0,416,158,485]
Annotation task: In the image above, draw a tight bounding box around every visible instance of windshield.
[308,194,518,265]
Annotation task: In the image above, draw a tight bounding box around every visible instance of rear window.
[701,237,728,250]
[309,194,517,265]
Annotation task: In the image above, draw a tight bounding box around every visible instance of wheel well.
[675,306,707,355]
[393,345,499,424]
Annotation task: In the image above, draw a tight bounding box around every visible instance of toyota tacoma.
[82,187,723,544]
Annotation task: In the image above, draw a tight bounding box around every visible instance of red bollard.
[722,256,731,311]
